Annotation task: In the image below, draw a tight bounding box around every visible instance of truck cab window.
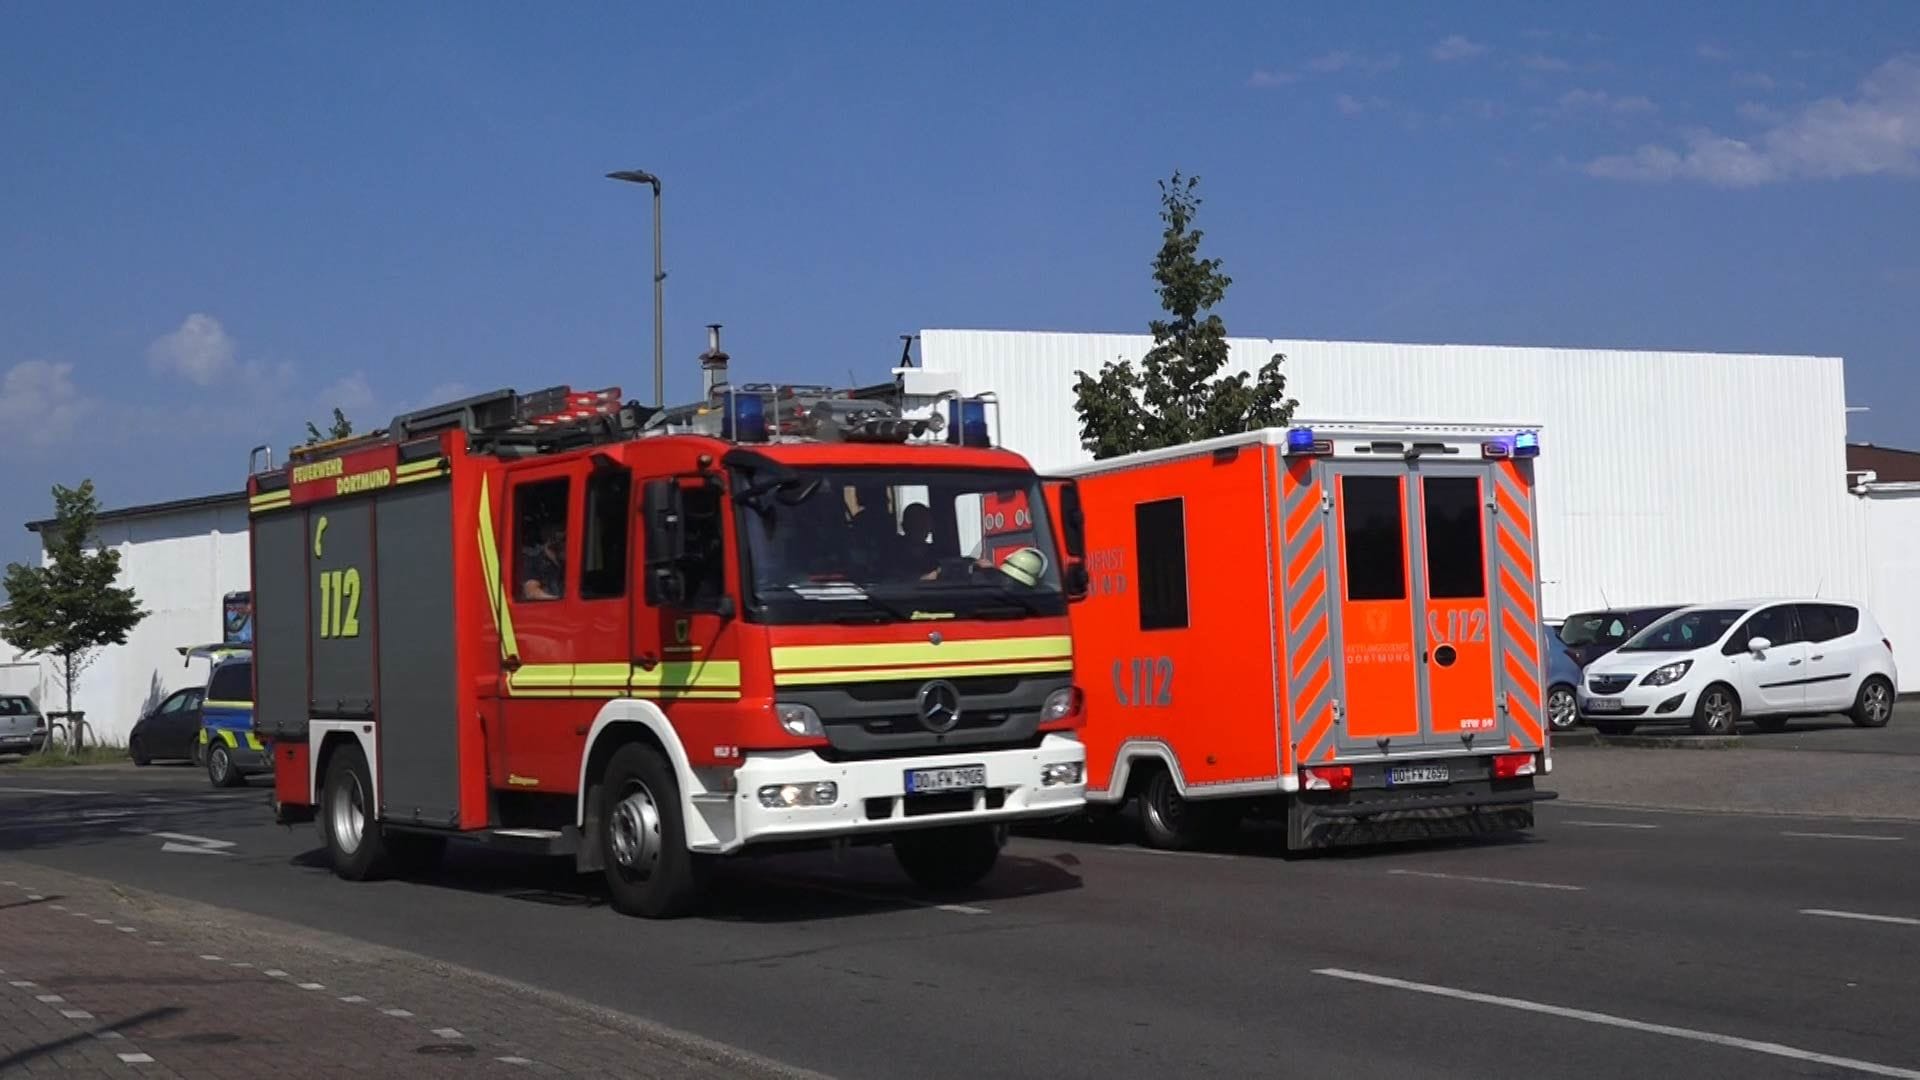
[681,483,727,608]
[580,470,631,601]
[514,479,570,602]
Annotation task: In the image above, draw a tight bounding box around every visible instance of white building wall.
[17,501,250,743]
[919,329,1863,621]
[1857,487,1920,693]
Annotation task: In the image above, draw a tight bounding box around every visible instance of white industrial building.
[4,327,1916,741]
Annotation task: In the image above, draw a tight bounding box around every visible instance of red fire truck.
[246,371,1090,918]
[1053,422,1556,851]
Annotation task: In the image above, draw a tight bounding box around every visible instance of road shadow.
[1022,804,1542,861]
[0,1005,181,1072]
[288,838,1083,924]
[0,787,263,856]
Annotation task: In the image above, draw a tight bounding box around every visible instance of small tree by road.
[0,480,148,753]
[1072,171,1298,459]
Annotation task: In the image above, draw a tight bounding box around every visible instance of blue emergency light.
[723,393,768,442]
[947,399,991,448]
[1512,430,1540,457]
[1285,427,1317,454]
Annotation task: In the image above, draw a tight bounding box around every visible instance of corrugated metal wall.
[1860,489,1920,691]
[921,329,1863,620]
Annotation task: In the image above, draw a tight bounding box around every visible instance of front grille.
[1588,674,1634,694]
[785,672,1070,760]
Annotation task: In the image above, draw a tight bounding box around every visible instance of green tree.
[305,408,354,445]
[0,481,148,744]
[1072,171,1297,459]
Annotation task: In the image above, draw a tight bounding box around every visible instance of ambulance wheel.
[598,743,708,919]
[207,743,245,788]
[894,823,1004,892]
[320,743,392,881]
[1138,768,1220,851]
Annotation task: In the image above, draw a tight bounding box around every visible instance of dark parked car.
[1556,606,1683,669]
[1541,621,1584,732]
[128,685,206,765]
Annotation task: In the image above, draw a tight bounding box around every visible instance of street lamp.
[606,169,664,408]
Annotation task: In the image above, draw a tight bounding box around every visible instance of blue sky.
[4,2,1919,571]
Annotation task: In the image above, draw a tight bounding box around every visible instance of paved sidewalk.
[1550,744,1920,821]
[0,860,826,1078]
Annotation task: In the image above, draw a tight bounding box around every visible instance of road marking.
[936,903,990,915]
[1315,968,1920,1079]
[95,1031,124,1041]
[117,1052,154,1064]
[770,877,993,915]
[25,894,43,901]
[1782,831,1904,842]
[339,995,367,1004]
[1387,869,1585,892]
[1565,820,1660,830]
[229,962,252,969]
[263,969,288,978]
[1127,846,1236,861]
[61,1009,92,1020]
[297,983,324,991]
[0,786,105,796]
[92,918,113,925]
[199,955,222,962]
[116,927,137,934]
[498,1057,534,1066]
[153,832,234,856]
[8,981,34,988]
[37,994,64,1003]
[1802,909,1920,927]
[434,1028,464,1039]
[383,1008,414,1018]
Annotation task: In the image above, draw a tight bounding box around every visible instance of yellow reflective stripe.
[507,688,741,700]
[396,457,445,477]
[509,660,743,695]
[770,635,1072,672]
[249,491,292,514]
[774,658,1073,687]
[197,728,209,745]
[507,664,575,692]
[245,733,264,751]
[203,699,251,710]
[218,729,239,748]
[475,479,519,659]
[630,660,740,691]
[572,662,630,687]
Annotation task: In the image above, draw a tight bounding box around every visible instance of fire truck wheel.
[207,743,245,789]
[599,743,708,919]
[1138,768,1219,851]
[892,823,1004,892]
[321,743,393,881]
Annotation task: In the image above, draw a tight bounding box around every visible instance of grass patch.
[12,744,130,768]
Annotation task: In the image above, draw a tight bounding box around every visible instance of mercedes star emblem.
[916,679,962,734]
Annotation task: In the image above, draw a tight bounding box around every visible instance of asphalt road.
[1,763,1917,1080]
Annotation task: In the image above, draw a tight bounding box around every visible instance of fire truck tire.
[320,743,394,881]
[598,743,709,919]
[207,743,245,789]
[1138,767,1222,851]
[892,823,1004,892]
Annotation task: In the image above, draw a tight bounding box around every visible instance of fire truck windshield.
[737,467,1067,624]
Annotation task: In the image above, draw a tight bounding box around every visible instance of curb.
[1553,731,1742,750]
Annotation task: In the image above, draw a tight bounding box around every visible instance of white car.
[1576,599,1898,736]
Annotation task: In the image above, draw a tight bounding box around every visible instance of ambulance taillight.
[1491,752,1538,779]
[1301,765,1353,792]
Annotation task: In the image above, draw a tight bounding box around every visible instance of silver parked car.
[0,695,47,755]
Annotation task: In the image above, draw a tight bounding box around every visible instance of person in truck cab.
[899,502,940,579]
[519,522,565,601]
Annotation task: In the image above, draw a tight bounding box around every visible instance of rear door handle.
[1811,654,1825,661]
[1788,658,1803,666]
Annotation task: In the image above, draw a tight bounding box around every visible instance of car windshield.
[1617,608,1743,653]
[1557,612,1627,647]
[736,466,1067,625]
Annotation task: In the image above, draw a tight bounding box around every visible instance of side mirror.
[1057,481,1086,560]
[642,479,687,605]
[1064,562,1090,601]
[1747,636,1772,657]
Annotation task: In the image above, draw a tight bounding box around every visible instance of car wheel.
[207,743,245,788]
[1850,675,1895,729]
[1691,684,1740,736]
[1547,685,1578,731]
[130,736,151,767]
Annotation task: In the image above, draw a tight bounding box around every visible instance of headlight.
[1040,762,1084,787]
[775,703,824,738]
[1041,687,1082,722]
[1641,660,1693,687]
[757,782,838,809]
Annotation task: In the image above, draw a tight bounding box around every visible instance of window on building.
[513,479,570,603]
[580,470,631,600]
[1134,498,1188,631]
[1342,475,1406,602]
[1421,476,1486,600]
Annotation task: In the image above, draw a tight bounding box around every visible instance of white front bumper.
[691,733,1087,854]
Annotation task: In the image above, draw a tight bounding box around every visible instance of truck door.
[1409,464,1502,747]
[1325,466,1423,752]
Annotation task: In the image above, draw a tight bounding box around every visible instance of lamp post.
[606,169,664,407]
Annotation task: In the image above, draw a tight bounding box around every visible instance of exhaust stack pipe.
[700,323,730,398]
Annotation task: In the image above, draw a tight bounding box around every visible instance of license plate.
[1586,697,1623,713]
[1388,764,1449,787]
[905,765,986,794]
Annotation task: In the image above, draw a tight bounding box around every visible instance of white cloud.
[0,360,88,447]
[1733,71,1777,91]
[1457,98,1505,121]
[1247,69,1300,88]
[1309,50,1401,75]
[147,313,237,385]
[1335,93,1390,116]
[1696,43,1733,62]
[1585,54,1920,186]
[1431,35,1490,62]
[1558,89,1659,115]
[1520,52,1572,72]
[317,372,376,415]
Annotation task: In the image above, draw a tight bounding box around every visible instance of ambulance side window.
[513,479,571,603]
[1133,498,1189,631]
[580,469,631,600]
[1342,476,1406,602]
